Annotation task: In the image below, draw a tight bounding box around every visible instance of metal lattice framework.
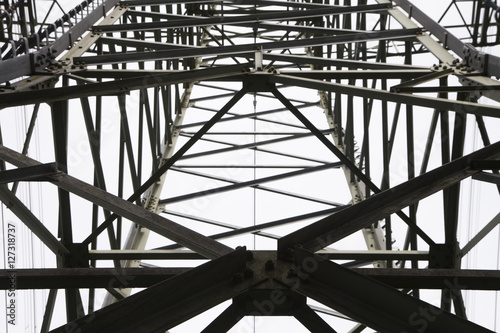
[1,0,500,332]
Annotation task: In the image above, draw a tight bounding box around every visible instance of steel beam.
[0,64,247,108]
[3,264,499,291]
[270,74,500,118]
[0,185,69,256]
[0,144,233,259]
[0,268,187,289]
[264,53,426,70]
[95,3,391,33]
[48,247,250,333]
[278,141,500,257]
[200,304,243,333]
[0,163,58,184]
[462,212,500,256]
[73,29,418,66]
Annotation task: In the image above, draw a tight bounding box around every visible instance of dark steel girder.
[264,53,427,70]
[0,268,188,289]
[270,74,500,118]
[0,0,122,83]
[79,68,434,81]
[73,29,419,66]
[0,64,247,109]
[122,0,364,9]
[4,265,500,291]
[291,248,494,333]
[0,145,233,259]
[278,141,500,257]
[201,304,244,333]
[49,248,251,333]
[0,163,58,184]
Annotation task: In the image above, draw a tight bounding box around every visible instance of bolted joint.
[233,272,244,284]
[287,268,297,278]
[265,260,275,271]
[58,243,89,268]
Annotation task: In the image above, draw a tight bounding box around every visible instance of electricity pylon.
[1,0,500,332]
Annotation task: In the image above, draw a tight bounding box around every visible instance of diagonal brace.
[49,247,251,333]
[290,247,494,333]
[278,140,500,257]
[0,145,232,259]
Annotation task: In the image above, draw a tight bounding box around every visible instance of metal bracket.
[463,44,488,74]
[59,243,90,268]
[0,163,59,184]
[429,243,461,269]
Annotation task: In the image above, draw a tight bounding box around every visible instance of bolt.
[244,269,254,279]
[287,268,297,278]
[265,260,275,271]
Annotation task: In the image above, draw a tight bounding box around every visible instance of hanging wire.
[494,234,500,332]
[252,92,257,333]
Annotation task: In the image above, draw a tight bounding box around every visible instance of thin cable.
[252,92,257,333]
[494,206,500,332]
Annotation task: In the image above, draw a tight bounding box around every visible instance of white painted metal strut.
[102,15,212,306]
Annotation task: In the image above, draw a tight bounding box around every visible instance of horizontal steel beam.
[0,64,247,108]
[278,140,500,257]
[89,249,205,260]
[280,69,434,80]
[73,29,418,66]
[49,248,251,333]
[472,172,500,185]
[0,163,58,184]
[87,249,428,261]
[4,264,499,290]
[0,268,187,289]
[0,145,233,259]
[270,74,500,118]
[0,0,122,83]
[264,53,427,70]
[393,0,500,78]
[96,3,391,33]
[356,268,500,290]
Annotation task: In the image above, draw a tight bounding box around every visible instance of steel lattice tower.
[1,0,500,332]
